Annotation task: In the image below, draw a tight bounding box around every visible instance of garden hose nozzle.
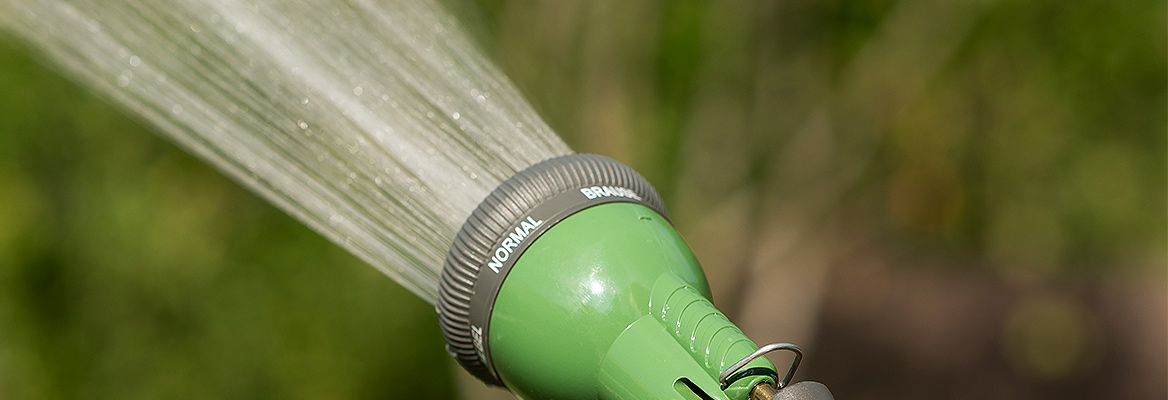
[437,154,832,400]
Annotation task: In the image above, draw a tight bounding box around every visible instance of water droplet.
[117,70,132,87]
[452,112,460,120]
[171,104,183,115]
[301,98,309,105]
[297,120,309,130]
[129,55,141,67]
[353,86,363,96]
[426,111,435,119]
[381,94,389,101]
[374,177,383,185]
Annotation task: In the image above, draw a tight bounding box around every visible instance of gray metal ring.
[718,342,803,389]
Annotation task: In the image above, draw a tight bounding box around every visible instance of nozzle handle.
[649,274,779,399]
[599,314,732,400]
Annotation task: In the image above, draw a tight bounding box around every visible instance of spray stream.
[0,0,570,303]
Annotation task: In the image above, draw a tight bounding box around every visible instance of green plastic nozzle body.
[488,202,777,400]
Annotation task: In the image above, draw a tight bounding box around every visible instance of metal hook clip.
[718,342,803,389]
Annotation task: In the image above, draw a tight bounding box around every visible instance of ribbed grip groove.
[650,274,760,378]
[436,154,667,386]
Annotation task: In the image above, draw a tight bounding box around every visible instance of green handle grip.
[598,274,775,400]
[650,274,775,399]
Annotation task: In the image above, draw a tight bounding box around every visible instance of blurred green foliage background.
[1,0,1165,399]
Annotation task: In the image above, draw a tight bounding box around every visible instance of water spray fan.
[437,154,833,400]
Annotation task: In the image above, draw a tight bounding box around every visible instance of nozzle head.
[436,154,667,386]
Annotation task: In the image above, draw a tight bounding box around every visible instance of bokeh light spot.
[1003,294,1095,380]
